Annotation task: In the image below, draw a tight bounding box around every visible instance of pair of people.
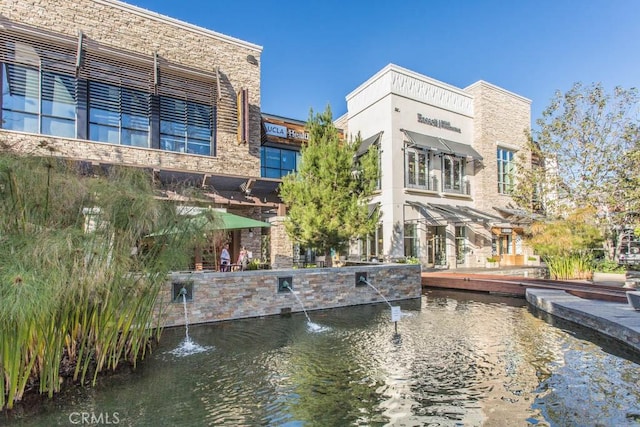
[220,244,249,271]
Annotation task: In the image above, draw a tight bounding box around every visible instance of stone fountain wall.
[157,264,422,327]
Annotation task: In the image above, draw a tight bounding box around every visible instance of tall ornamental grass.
[543,252,593,280]
[0,155,199,410]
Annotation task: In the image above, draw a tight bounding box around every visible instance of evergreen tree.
[279,105,380,265]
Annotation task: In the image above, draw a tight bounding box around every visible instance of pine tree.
[279,105,380,265]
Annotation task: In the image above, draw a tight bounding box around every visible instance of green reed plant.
[0,155,199,410]
[544,252,593,280]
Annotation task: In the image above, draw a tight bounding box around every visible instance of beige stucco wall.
[0,0,262,177]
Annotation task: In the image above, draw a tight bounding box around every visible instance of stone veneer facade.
[464,81,532,213]
[159,264,422,327]
[0,0,262,177]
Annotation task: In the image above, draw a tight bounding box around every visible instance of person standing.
[237,246,248,270]
[220,243,231,272]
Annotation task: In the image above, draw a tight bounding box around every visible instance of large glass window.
[2,33,218,157]
[89,82,149,147]
[360,223,383,261]
[497,147,515,194]
[404,223,418,258]
[405,148,430,189]
[160,97,212,155]
[2,64,75,138]
[442,155,465,193]
[260,146,300,178]
[455,226,466,264]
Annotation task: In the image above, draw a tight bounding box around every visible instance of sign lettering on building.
[264,122,309,141]
[264,123,287,138]
[417,113,462,133]
[287,128,309,141]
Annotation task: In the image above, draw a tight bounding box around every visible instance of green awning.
[214,211,271,230]
[148,211,270,237]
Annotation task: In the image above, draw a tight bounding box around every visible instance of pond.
[4,289,640,426]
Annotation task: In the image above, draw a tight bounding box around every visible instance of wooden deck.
[422,271,630,303]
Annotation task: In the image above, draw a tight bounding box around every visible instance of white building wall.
[345,64,531,268]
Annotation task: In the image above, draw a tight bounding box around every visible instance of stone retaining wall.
[157,264,422,327]
[526,288,640,353]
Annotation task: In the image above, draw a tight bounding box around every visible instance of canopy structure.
[401,129,483,160]
[355,131,383,157]
[214,211,271,230]
[148,211,270,237]
[493,206,544,224]
[406,201,504,226]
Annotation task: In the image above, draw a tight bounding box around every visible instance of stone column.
[269,216,293,269]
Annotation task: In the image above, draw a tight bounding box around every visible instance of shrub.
[593,259,626,274]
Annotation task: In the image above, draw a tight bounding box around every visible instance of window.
[404,223,418,258]
[260,146,300,178]
[2,27,219,156]
[360,223,383,261]
[2,64,76,138]
[497,147,515,194]
[426,226,447,265]
[160,97,212,155]
[405,147,430,189]
[442,155,465,193]
[89,81,149,147]
[455,226,466,264]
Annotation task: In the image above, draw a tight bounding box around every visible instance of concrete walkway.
[526,288,640,353]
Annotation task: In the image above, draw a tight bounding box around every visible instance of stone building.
[1,1,536,270]
[0,0,280,269]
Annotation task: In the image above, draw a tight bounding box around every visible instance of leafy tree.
[527,207,603,257]
[616,137,640,231]
[513,82,639,257]
[527,208,603,279]
[279,105,380,265]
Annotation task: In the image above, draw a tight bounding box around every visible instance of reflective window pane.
[42,117,75,138]
[2,110,38,133]
[90,124,119,144]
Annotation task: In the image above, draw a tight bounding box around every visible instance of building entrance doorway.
[426,226,447,267]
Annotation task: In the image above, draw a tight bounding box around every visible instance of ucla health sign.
[264,123,287,138]
[264,122,309,141]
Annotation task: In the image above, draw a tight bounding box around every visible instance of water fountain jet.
[358,275,401,333]
[169,286,212,356]
[282,281,329,332]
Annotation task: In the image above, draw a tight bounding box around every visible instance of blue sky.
[126,0,639,126]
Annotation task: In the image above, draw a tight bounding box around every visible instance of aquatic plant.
[543,252,593,280]
[0,155,198,410]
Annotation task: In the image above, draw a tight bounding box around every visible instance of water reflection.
[3,290,640,426]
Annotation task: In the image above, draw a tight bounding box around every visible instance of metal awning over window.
[355,131,383,157]
[406,201,448,225]
[442,139,483,160]
[402,129,450,154]
[402,129,482,160]
[407,201,503,225]
[493,206,544,224]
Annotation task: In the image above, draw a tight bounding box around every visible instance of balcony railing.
[443,179,471,196]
